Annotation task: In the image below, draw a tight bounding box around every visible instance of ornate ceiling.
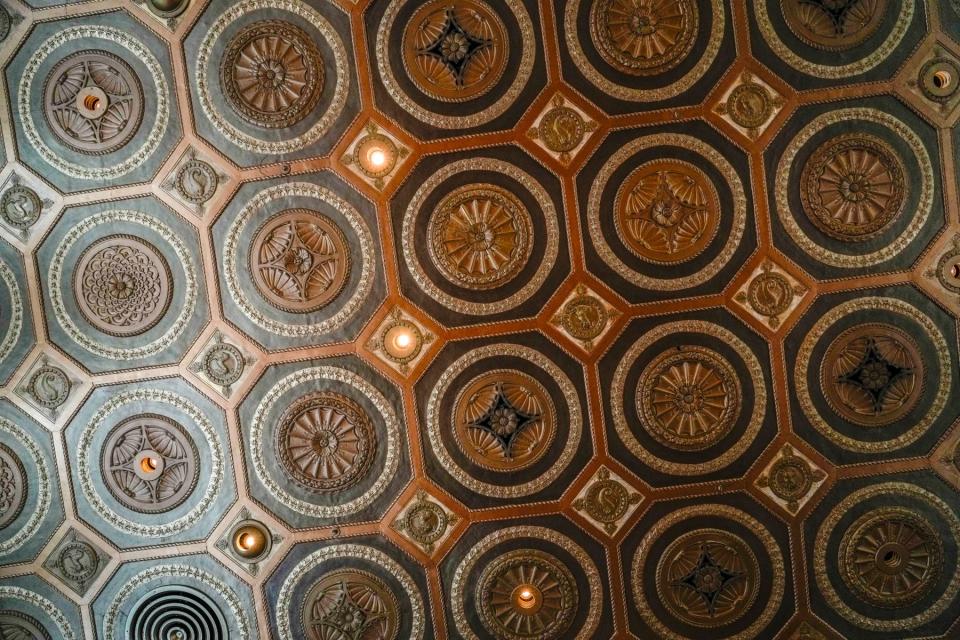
[0,0,959,638]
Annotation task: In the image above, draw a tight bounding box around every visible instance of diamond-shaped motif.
[391,489,458,554]
[43,528,109,596]
[550,284,620,351]
[898,37,960,127]
[188,331,255,398]
[160,147,229,216]
[15,354,78,421]
[756,444,827,514]
[214,508,282,576]
[733,260,807,329]
[790,622,828,640]
[365,307,434,375]
[527,94,598,164]
[571,467,642,536]
[341,122,411,191]
[713,71,785,140]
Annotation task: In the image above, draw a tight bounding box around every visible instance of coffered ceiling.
[1,0,960,639]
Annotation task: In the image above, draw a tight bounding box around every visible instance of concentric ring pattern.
[0,1,958,639]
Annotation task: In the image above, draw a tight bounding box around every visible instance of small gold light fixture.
[951,263,960,279]
[354,132,399,179]
[139,456,159,474]
[513,583,542,613]
[368,148,387,169]
[381,320,423,363]
[230,520,271,560]
[134,450,164,480]
[934,69,953,91]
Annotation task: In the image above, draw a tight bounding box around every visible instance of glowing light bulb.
[140,457,158,473]
[393,330,412,350]
[238,533,255,550]
[952,264,960,279]
[519,589,534,602]
[369,149,387,168]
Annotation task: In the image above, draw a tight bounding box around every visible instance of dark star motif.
[418,7,493,87]
[468,383,540,458]
[836,336,913,414]
[798,0,871,36]
[673,543,745,616]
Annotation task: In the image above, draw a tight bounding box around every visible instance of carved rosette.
[74,235,172,337]
[302,570,399,640]
[756,445,826,513]
[221,20,323,129]
[43,50,144,155]
[101,415,199,514]
[0,443,27,531]
[781,0,888,52]
[631,505,785,639]
[428,184,533,291]
[249,209,351,314]
[800,133,906,242]
[590,0,698,76]
[392,490,456,553]
[275,391,376,493]
[813,482,960,631]
[0,612,52,640]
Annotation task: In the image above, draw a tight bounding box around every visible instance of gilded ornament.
[221,20,323,129]
[0,185,42,230]
[276,391,376,493]
[368,309,433,372]
[428,184,532,290]
[927,235,960,295]
[637,345,741,452]
[615,159,721,265]
[735,262,806,328]
[477,549,577,640]
[174,158,218,205]
[715,72,783,138]
[821,323,923,427]
[303,570,399,640]
[658,529,759,627]
[800,133,906,242]
[453,369,556,472]
[101,414,199,514]
[27,365,70,410]
[43,50,143,155]
[0,443,26,530]
[757,445,826,512]
[74,234,173,338]
[781,0,888,52]
[0,612,51,640]
[393,490,455,552]
[918,57,960,103]
[249,209,351,314]
[342,123,408,189]
[572,467,641,533]
[839,506,941,609]
[402,0,507,102]
[590,0,699,76]
[527,95,597,162]
[553,286,610,347]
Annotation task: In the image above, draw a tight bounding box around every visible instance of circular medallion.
[379,317,425,366]
[275,391,376,493]
[0,186,42,230]
[726,81,774,129]
[148,0,189,18]
[201,342,244,387]
[590,0,699,76]
[352,132,400,179]
[230,519,272,561]
[657,529,759,627]
[55,541,98,585]
[935,246,960,294]
[821,323,923,427]
[919,57,960,102]
[839,507,941,609]
[0,6,10,43]
[537,106,586,153]
[580,473,633,527]
[453,369,556,472]
[27,366,70,409]
[0,443,26,531]
[615,159,721,265]
[477,549,578,640]
[127,585,228,640]
[766,454,817,505]
[249,209,351,314]
[397,500,448,547]
[746,271,794,318]
[637,346,741,452]
[221,20,324,129]
[782,0,888,51]
[402,0,508,103]
[175,159,218,205]
[0,612,52,640]
[557,294,607,341]
[74,235,173,338]
[428,184,533,291]
[303,570,399,640]
[100,414,199,514]
[800,133,906,242]
[43,50,143,155]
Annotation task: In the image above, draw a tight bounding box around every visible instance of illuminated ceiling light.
[368,148,387,168]
[231,522,270,560]
[382,320,423,362]
[513,584,541,612]
[139,456,158,474]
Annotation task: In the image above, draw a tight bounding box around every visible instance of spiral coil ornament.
[126,586,228,640]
